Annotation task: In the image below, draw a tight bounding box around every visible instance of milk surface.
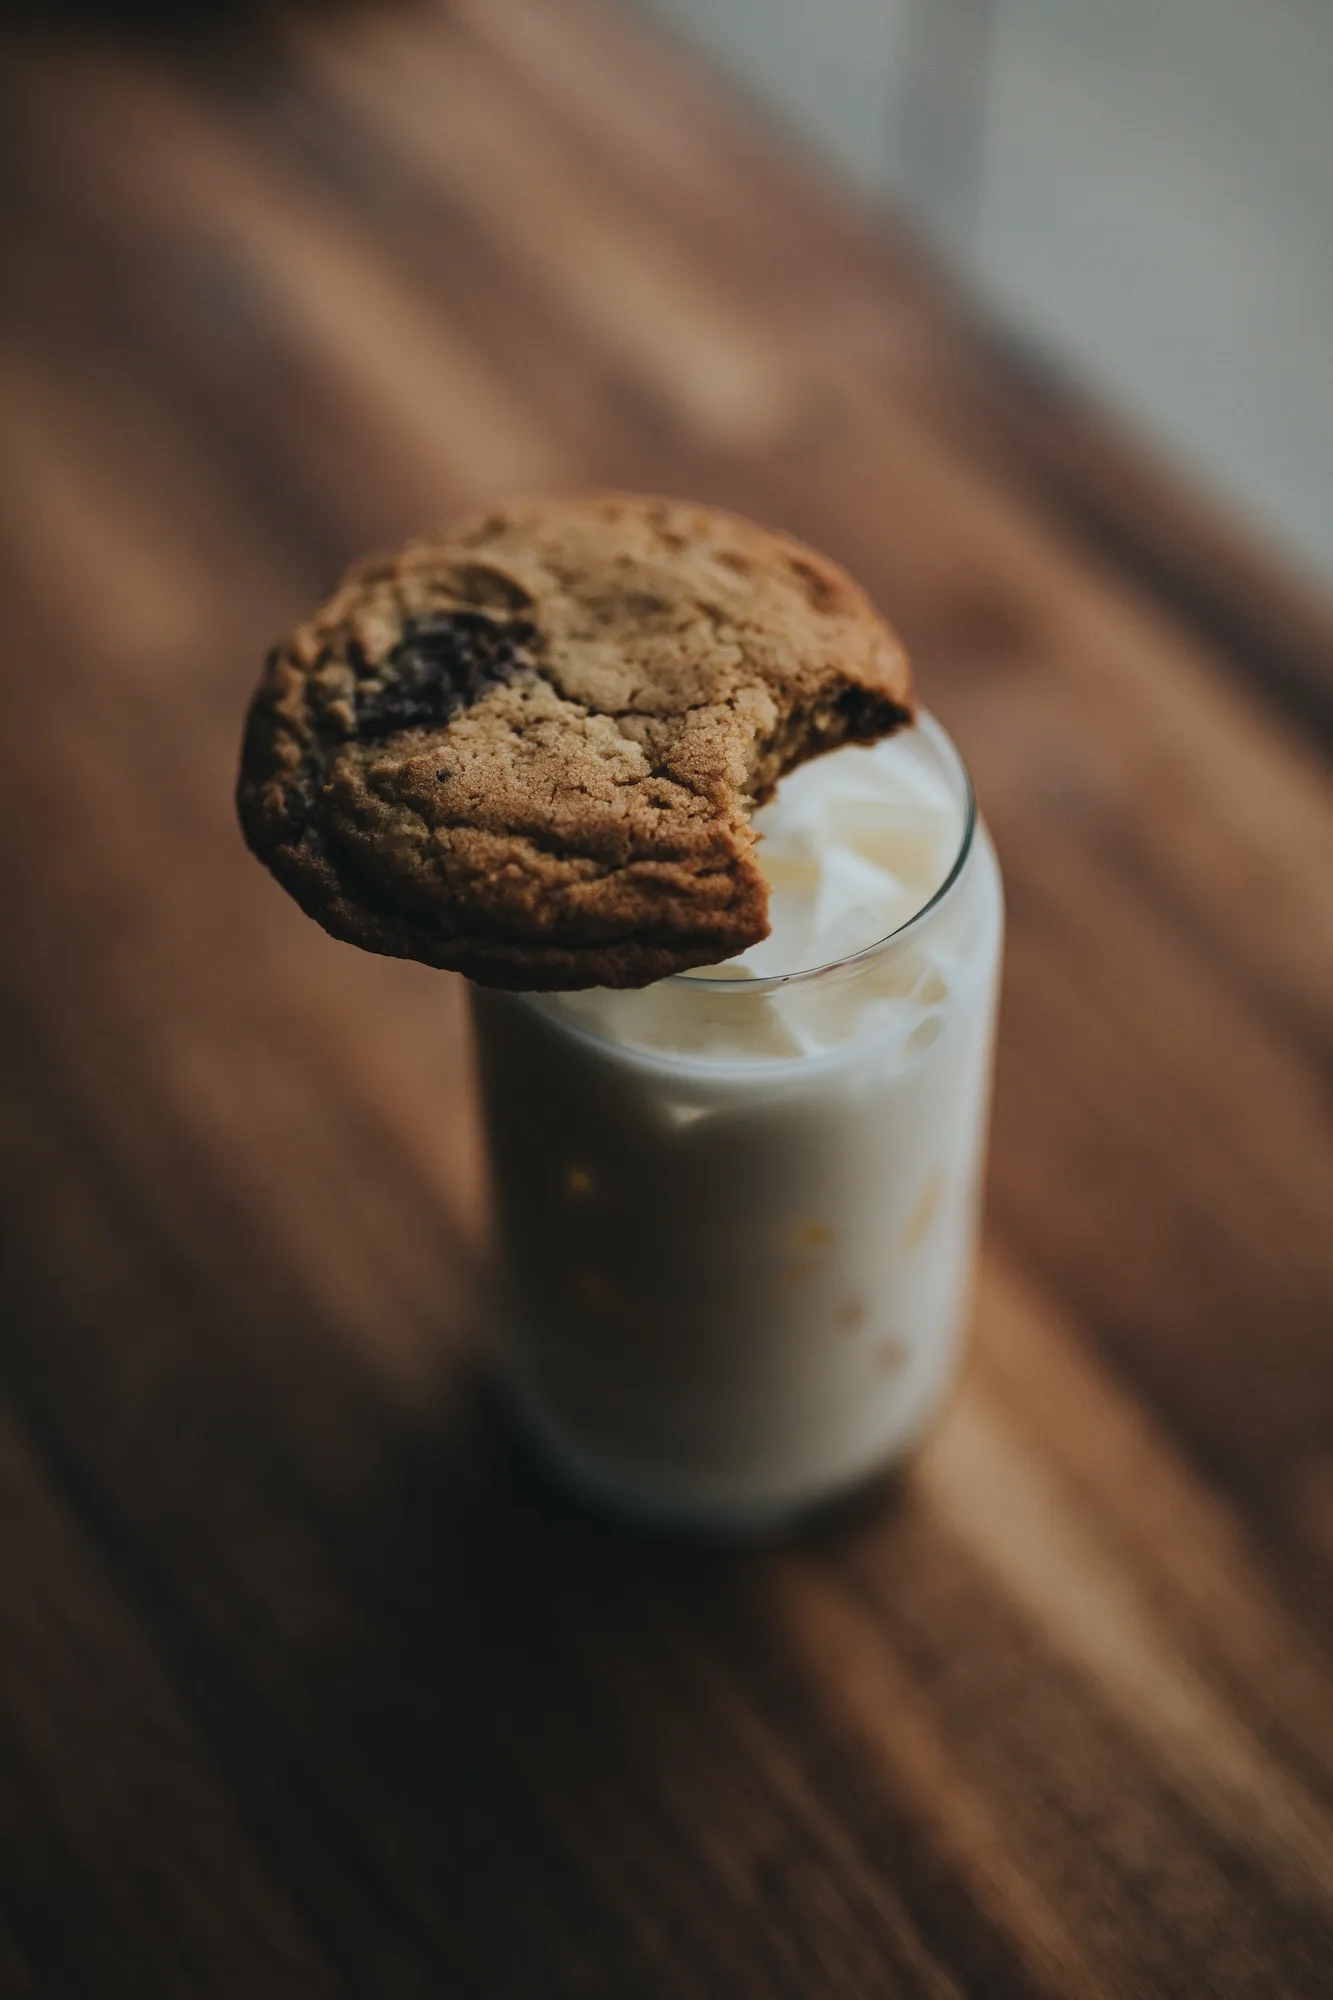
[734,725,964,976]
[553,725,970,1066]
[469,714,1003,1531]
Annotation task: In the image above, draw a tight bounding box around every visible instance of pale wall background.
[628,0,1333,591]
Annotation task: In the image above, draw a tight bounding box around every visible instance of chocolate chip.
[354,612,538,739]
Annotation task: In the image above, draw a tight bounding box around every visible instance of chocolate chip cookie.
[237,494,913,989]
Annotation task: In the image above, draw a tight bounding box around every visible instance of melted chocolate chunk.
[355,612,538,739]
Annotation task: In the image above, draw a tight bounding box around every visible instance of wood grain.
[1,1,1331,1993]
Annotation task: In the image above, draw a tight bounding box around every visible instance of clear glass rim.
[667,708,977,996]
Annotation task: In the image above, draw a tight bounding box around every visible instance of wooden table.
[2,3,1332,1993]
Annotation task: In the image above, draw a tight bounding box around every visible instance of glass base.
[501,1362,935,1540]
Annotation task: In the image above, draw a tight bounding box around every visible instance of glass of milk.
[468,712,1003,1533]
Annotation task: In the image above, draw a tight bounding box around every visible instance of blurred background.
[3,3,1333,1996]
[632,0,1333,591]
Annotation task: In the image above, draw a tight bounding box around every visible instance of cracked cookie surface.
[237,494,914,989]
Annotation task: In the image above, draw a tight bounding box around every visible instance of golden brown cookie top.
[237,494,914,989]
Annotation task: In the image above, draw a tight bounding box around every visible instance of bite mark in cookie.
[237,494,914,989]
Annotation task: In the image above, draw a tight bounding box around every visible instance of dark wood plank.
[0,1405,340,2000]
[0,1,1331,1995]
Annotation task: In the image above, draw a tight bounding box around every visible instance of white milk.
[469,713,1003,1531]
